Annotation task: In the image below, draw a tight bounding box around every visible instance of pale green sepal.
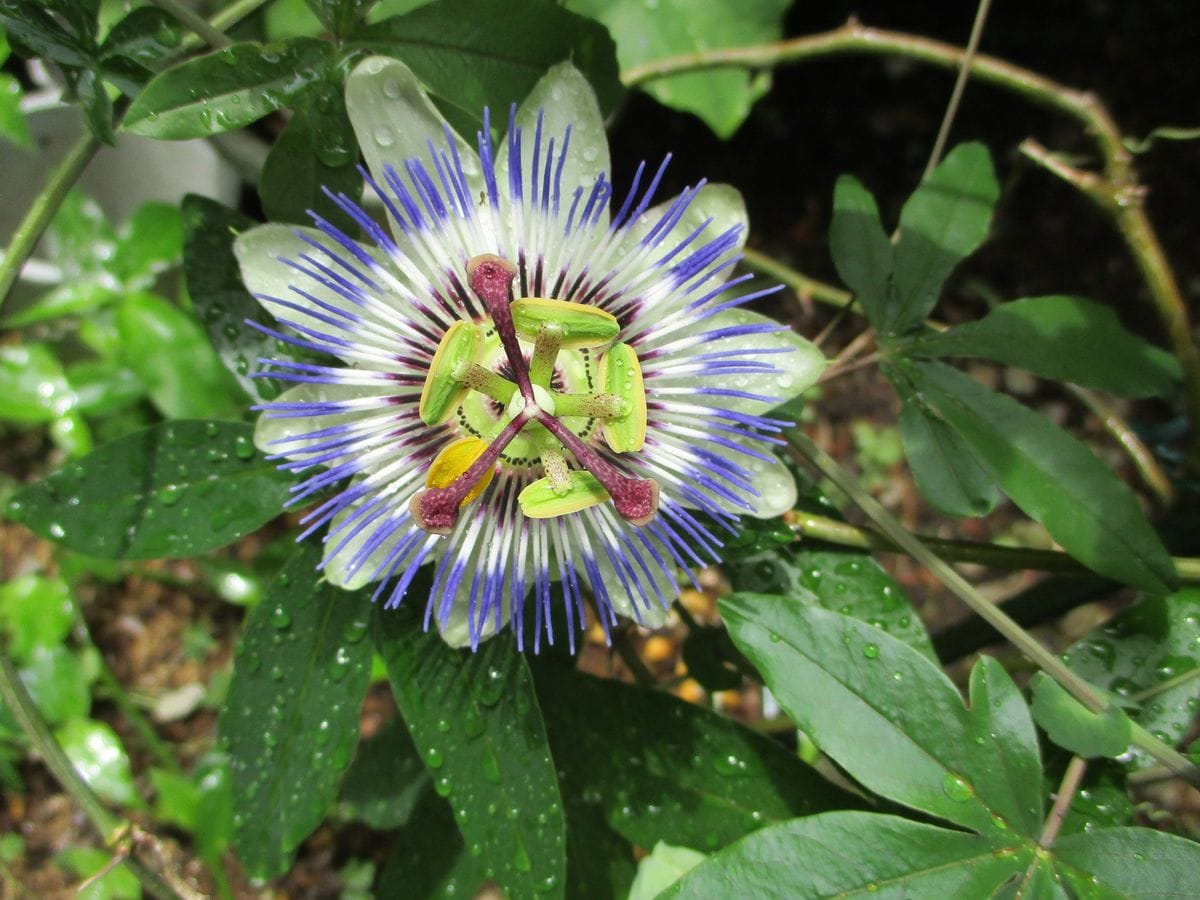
[435,543,519,648]
[648,308,825,415]
[732,446,797,518]
[254,382,389,458]
[599,342,647,452]
[418,321,480,425]
[323,492,413,591]
[510,297,619,348]
[519,470,609,518]
[614,183,748,268]
[495,62,610,223]
[344,56,484,224]
[579,522,673,629]
[234,223,416,355]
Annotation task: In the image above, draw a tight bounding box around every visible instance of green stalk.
[787,429,1200,788]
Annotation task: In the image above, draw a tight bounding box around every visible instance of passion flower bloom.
[235,57,823,650]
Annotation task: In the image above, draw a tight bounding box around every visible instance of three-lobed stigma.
[410,254,656,534]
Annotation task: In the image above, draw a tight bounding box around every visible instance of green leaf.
[109,201,184,287]
[182,195,287,402]
[259,87,363,231]
[56,718,140,807]
[304,0,373,36]
[1054,827,1200,896]
[56,846,140,900]
[373,604,567,900]
[628,841,707,900]
[910,295,1182,398]
[828,174,893,326]
[354,0,622,126]
[75,65,115,144]
[0,71,31,148]
[123,38,328,139]
[66,359,145,417]
[219,544,373,880]
[1054,761,1133,836]
[3,282,121,328]
[906,360,1176,593]
[150,767,199,831]
[7,420,294,559]
[19,645,90,725]
[0,575,75,663]
[98,6,181,87]
[1030,672,1132,758]
[0,1,95,68]
[566,0,788,137]
[0,343,74,425]
[897,395,1000,517]
[722,547,936,660]
[892,142,999,333]
[193,751,234,863]
[375,785,488,898]
[1061,588,1200,768]
[532,664,856,858]
[663,811,1032,898]
[722,597,1044,836]
[115,291,244,419]
[338,715,429,829]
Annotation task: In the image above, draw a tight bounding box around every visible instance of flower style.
[235,57,824,650]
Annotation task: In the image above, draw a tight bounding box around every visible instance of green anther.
[551,391,624,418]
[529,322,563,388]
[599,342,647,452]
[519,470,610,519]
[419,320,480,425]
[511,297,620,349]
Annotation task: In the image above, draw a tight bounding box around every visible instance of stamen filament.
[455,361,518,404]
[468,254,534,402]
[550,391,624,418]
[533,409,659,526]
[529,323,563,388]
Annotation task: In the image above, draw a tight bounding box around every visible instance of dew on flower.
[235,57,824,652]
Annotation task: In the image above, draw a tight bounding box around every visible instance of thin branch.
[790,509,1200,583]
[786,429,1200,787]
[924,0,993,179]
[742,247,852,311]
[149,0,230,49]
[625,19,1200,467]
[1040,756,1088,848]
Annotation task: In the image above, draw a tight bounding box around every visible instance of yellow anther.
[425,436,495,505]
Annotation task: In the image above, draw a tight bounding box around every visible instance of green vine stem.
[149,0,230,50]
[1038,755,1088,849]
[0,650,183,898]
[786,429,1200,788]
[790,509,1200,583]
[625,19,1200,467]
[0,132,101,312]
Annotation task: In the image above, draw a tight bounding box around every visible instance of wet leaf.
[338,716,429,829]
[905,360,1176,594]
[124,38,328,139]
[56,846,140,900]
[182,194,288,402]
[532,663,856,874]
[628,841,707,900]
[662,811,1032,898]
[567,0,790,137]
[374,603,567,900]
[1030,672,1132,758]
[0,343,74,425]
[220,544,373,879]
[259,86,362,232]
[115,291,244,420]
[1053,827,1200,896]
[8,420,294,559]
[910,295,1182,398]
[109,201,184,286]
[56,718,140,807]
[829,174,892,325]
[375,785,488,898]
[723,547,936,660]
[722,598,1043,836]
[354,0,622,127]
[1060,588,1200,768]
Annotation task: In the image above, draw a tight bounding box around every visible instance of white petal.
[495,62,610,222]
[253,381,389,457]
[344,56,483,225]
[645,308,825,415]
[614,183,747,269]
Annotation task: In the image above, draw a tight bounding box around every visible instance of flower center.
[410,255,657,535]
